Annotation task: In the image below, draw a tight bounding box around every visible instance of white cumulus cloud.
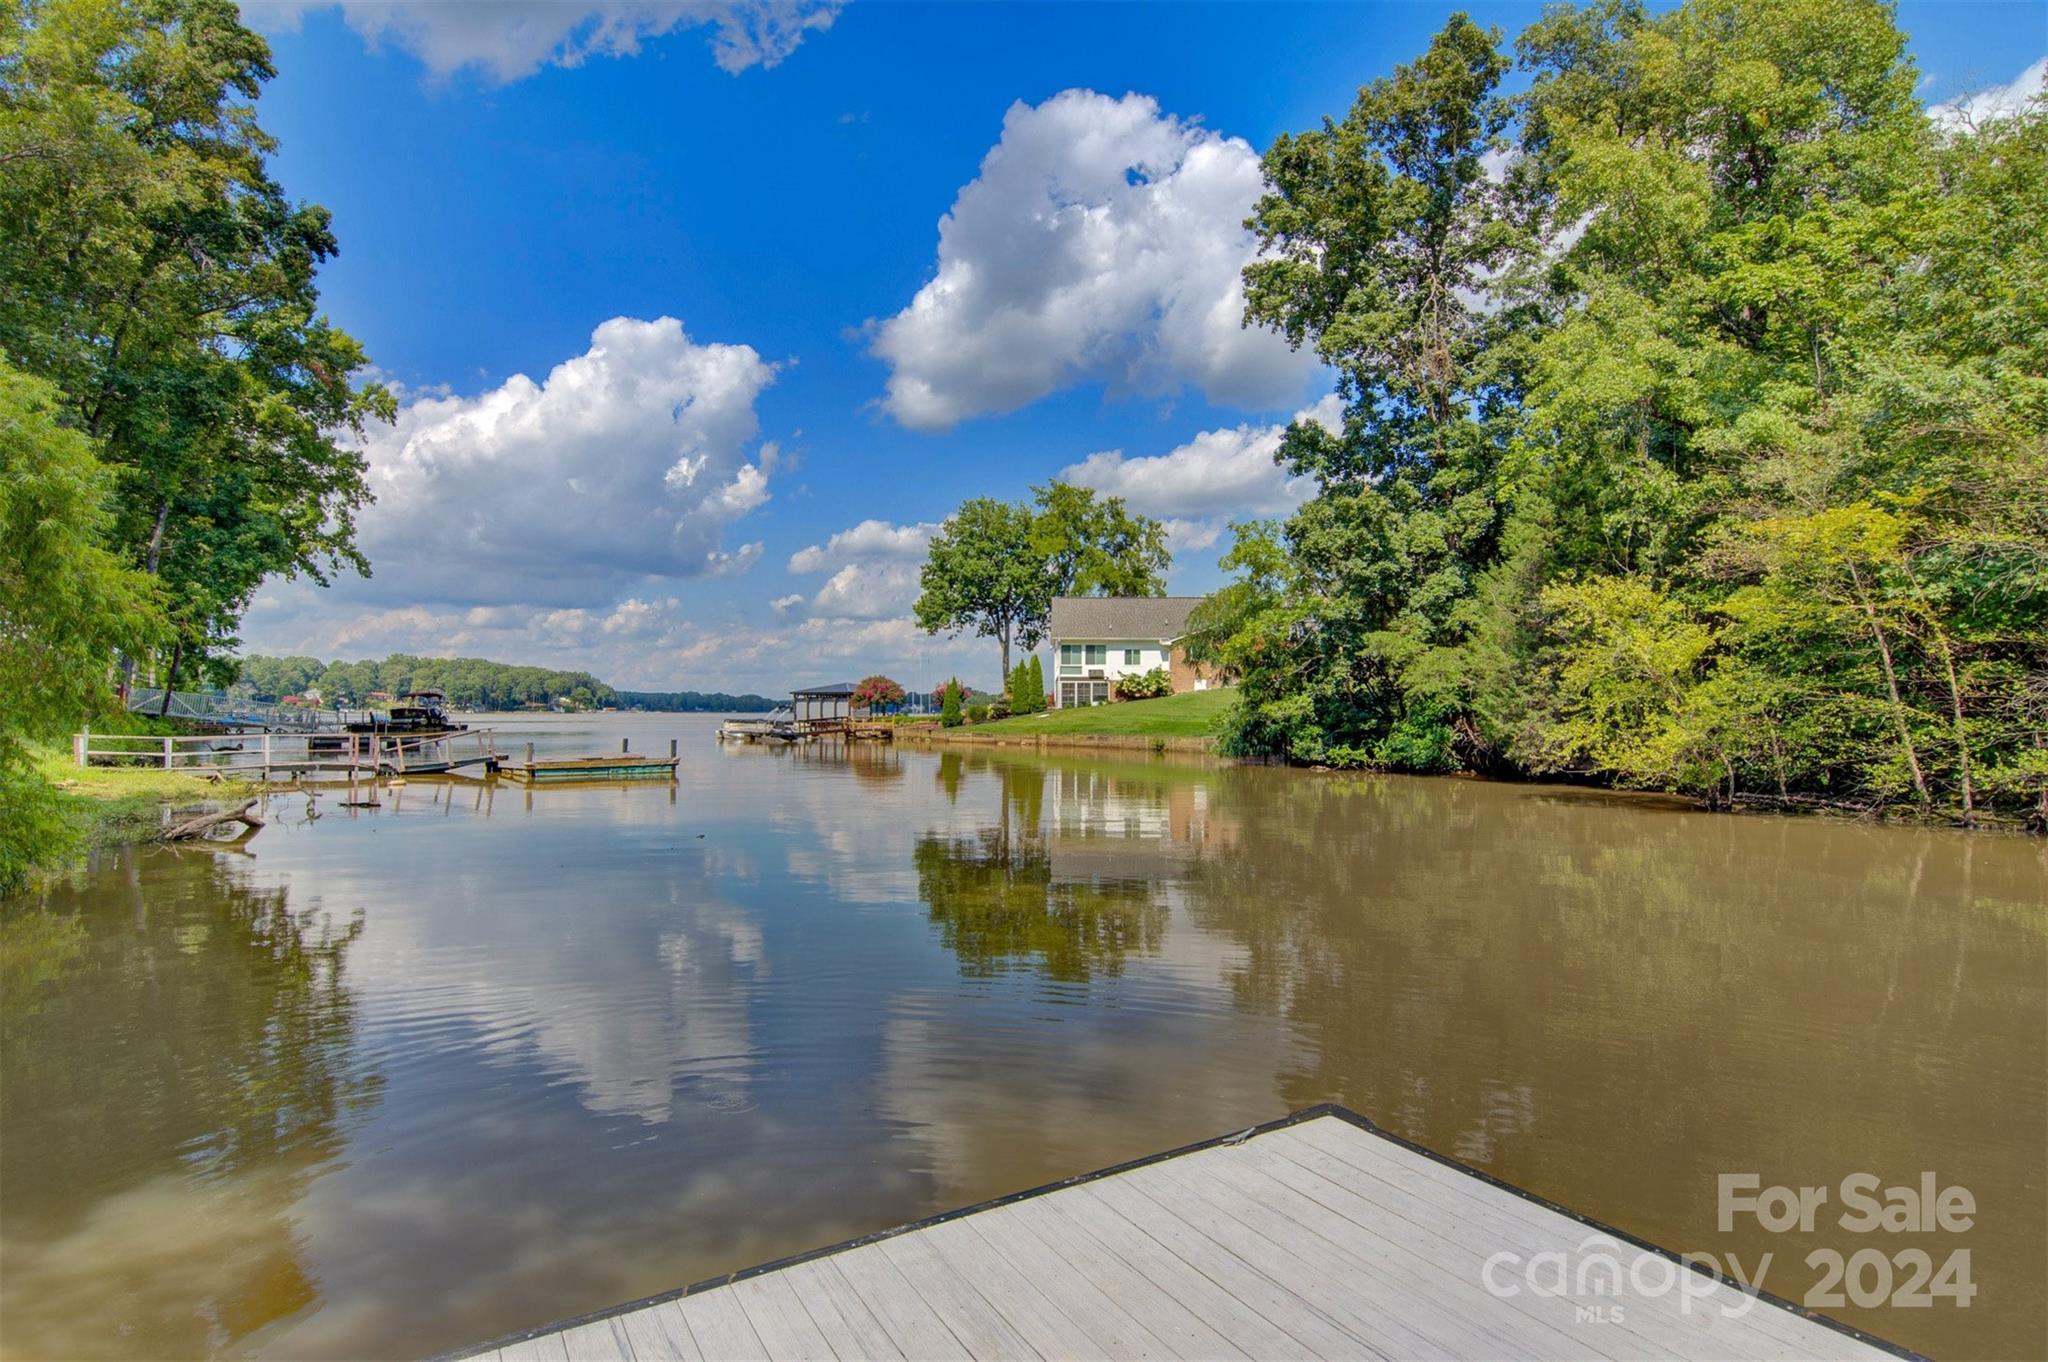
[350,315,777,607]
[787,519,939,573]
[869,89,1319,431]
[1929,56,2047,131]
[784,517,934,619]
[805,561,922,620]
[242,0,841,82]
[1060,394,1340,521]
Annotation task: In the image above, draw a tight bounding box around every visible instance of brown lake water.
[2,713,2043,1361]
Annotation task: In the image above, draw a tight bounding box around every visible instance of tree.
[1008,655,1045,714]
[1206,0,2048,821]
[853,675,906,712]
[940,678,964,728]
[1030,480,1170,597]
[0,0,392,692]
[916,485,1169,678]
[1183,521,1288,679]
[1533,576,1753,803]
[0,362,162,889]
[915,499,1044,681]
[1225,13,1527,767]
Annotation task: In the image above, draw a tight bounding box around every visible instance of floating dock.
[499,753,679,783]
[455,1107,1912,1362]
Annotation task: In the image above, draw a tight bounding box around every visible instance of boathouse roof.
[1049,595,1205,642]
[791,681,858,698]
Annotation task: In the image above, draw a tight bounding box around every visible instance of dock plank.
[455,1112,1911,1362]
[1274,1121,1857,1360]
[732,1272,839,1361]
[875,1224,1044,1359]
[909,1214,1119,1360]
[1110,1160,1500,1360]
[774,1259,904,1362]
[672,1284,769,1361]
[555,1315,636,1362]
[827,1244,967,1358]
[616,1301,701,1362]
[1015,1188,1258,1358]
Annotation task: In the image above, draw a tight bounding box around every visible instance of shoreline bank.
[897,726,1218,755]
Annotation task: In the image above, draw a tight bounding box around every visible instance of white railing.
[73,728,500,778]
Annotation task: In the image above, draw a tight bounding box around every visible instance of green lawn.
[36,748,258,847]
[973,686,1237,737]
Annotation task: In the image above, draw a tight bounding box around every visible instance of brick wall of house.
[1168,644,1218,693]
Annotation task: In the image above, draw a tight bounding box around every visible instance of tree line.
[235,655,775,713]
[3,0,391,885]
[1188,0,2045,827]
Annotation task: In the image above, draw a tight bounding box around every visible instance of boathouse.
[790,681,857,734]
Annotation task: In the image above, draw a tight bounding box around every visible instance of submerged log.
[159,799,265,843]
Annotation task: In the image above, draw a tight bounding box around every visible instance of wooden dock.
[455,1108,1914,1362]
[500,740,681,783]
[74,727,501,780]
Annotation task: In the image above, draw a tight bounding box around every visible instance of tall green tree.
[1213,0,2047,822]
[1228,13,1527,766]
[916,484,1169,679]
[915,498,1046,682]
[0,0,391,691]
[0,362,161,890]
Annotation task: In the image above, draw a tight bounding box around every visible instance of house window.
[1059,643,1081,676]
[1084,644,1106,666]
[1124,648,1142,666]
[1060,679,1110,708]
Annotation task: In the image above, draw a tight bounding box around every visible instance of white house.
[1046,596,1217,708]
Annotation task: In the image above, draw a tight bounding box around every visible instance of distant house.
[1046,596,1218,708]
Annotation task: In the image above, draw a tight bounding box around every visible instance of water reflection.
[0,715,2039,1362]
[1169,769,2048,1356]
[1,854,375,1360]
[913,758,1251,982]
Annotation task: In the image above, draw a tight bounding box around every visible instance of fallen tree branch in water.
[159,800,265,843]
[1725,791,1883,818]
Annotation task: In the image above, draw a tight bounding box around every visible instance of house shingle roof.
[1048,596,1203,642]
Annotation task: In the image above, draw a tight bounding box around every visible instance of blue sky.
[238,0,2048,693]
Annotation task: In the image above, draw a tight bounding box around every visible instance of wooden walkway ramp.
[460,1108,1913,1362]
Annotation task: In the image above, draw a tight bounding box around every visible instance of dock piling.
[670,738,678,759]
[622,738,630,754]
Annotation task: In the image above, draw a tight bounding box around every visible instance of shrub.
[852,674,906,712]
[966,703,990,724]
[1013,655,1043,713]
[1114,666,1172,701]
[940,679,963,728]
[988,697,1011,720]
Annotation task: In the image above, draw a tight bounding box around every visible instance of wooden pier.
[456,1108,1913,1362]
[74,727,503,780]
[501,739,681,783]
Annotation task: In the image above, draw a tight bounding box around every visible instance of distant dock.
[718,681,895,744]
[452,1107,1914,1362]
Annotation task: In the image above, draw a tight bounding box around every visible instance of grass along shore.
[36,749,261,850]
[903,688,1234,751]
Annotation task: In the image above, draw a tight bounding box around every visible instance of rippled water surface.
[3,713,2043,1361]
